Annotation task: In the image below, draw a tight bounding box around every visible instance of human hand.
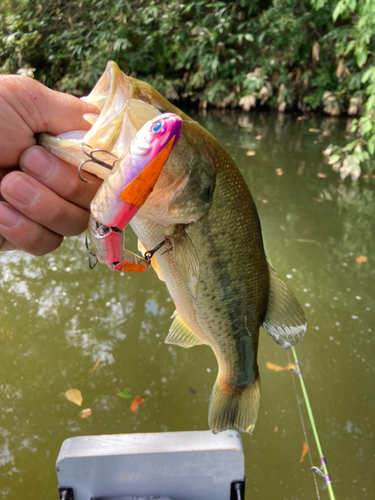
[0,75,102,254]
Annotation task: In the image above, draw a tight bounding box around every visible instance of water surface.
[0,111,374,499]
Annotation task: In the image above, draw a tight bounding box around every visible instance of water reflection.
[0,112,374,499]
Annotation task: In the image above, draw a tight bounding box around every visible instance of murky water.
[1,111,374,500]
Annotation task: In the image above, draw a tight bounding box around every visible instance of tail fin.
[208,377,261,434]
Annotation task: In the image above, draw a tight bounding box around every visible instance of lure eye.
[152,120,164,133]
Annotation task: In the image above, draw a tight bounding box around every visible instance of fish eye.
[152,120,164,133]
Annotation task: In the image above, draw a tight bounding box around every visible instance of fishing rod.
[265,246,336,500]
[289,346,336,500]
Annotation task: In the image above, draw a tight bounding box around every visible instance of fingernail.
[5,176,39,206]
[0,203,21,228]
[21,147,55,180]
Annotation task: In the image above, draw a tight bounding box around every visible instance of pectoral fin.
[173,230,199,300]
[262,263,307,348]
[165,311,204,348]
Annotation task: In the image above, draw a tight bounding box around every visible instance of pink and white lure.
[89,113,182,272]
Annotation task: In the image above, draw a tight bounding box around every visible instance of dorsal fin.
[165,311,204,348]
[262,263,307,348]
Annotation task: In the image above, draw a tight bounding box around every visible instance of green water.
[1,111,374,499]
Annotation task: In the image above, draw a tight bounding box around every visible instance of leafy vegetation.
[312,0,375,179]
[0,0,374,175]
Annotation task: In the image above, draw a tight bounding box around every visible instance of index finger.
[20,145,102,209]
[0,167,20,201]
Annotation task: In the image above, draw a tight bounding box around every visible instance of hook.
[88,256,98,269]
[78,143,118,183]
[85,237,98,269]
[144,238,170,265]
[90,148,118,169]
[78,159,94,183]
[161,244,174,256]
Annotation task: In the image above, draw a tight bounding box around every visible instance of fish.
[39,61,307,434]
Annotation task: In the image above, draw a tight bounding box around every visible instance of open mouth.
[38,61,163,180]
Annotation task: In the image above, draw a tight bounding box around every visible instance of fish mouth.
[37,61,163,180]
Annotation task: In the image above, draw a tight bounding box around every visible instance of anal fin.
[165,311,204,348]
[262,263,307,348]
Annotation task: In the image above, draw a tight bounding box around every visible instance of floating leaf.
[130,395,145,412]
[117,388,133,399]
[275,168,283,176]
[65,388,83,406]
[91,359,101,373]
[356,255,367,264]
[79,408,92,419]
[266,362,285,372]
[299,442,308,463]
[266,362,296,372]
[246,150,256,156]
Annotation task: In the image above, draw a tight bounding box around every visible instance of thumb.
[0,76,98,167]
[30,80,99,135]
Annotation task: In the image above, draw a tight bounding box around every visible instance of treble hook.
[78,143,118,183]
[78,159,95,184]
[144,238,171,265]
[161,244,174,256]
[85,237,98,269]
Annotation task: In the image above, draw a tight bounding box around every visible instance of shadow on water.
[0,111,374,499]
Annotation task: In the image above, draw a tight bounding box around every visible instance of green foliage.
[0,0,261,99]
[312,0,375,178]
[0,0,374,174]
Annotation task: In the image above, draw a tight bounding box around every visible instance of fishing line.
[264,245,336,500]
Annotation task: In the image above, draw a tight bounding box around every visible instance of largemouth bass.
[39,62,306,434]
